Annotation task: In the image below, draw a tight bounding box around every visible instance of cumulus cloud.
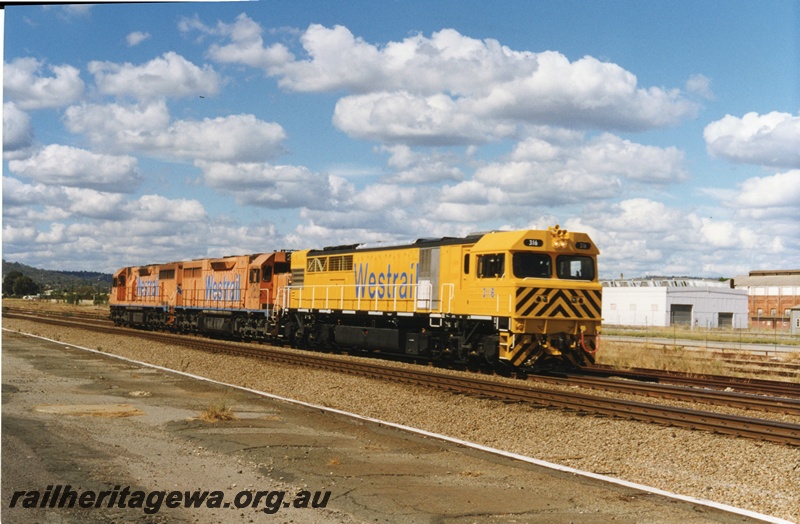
[273,25,535,96]
[46,4,92,18]
[3,102,34,153]
[7,144,142,192]
[597,198,689,234]
[333,91,514,145]
[4,181,144,222]
[126,31,151,47]
[296,207,428,240]
[2,195,217,272]
[2,224,38,246]
[64,100,170,150]
[695,217,758,249]
[36,223,68,244]
[466,52,697,131]
[380,145,464,183]
[125,194,208,223]
[574,133,687,183]
[351,183,418,212]
[466,131,685,207]
[575,197,796,277]
[88,52,221,99]
[476,162,620,206]
[197,161,347,209]
[685,74,714,100]
[63,188,128,219]
[3,57,85,110]
[294,129,687,231]
[732,170,800,219]
[202,13,293,69]
[2,176,63,208]
[197,20,696,138]
[65,101,286,162]
[328,51,695,140]
[704,111,800,168]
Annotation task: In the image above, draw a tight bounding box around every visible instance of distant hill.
[2,260,112,292]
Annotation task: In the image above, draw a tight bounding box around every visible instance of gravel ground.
[4,317,800,522]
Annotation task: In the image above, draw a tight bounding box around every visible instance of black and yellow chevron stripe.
[502,333,534,367]
[515,287,601,319]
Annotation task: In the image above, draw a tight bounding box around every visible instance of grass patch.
[596,342,727,376]
[602,325,800,347]
[596,340,800,382]
[198,400,238,422]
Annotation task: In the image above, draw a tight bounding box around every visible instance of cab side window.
[477,254,505,278]
[556,256,595,280]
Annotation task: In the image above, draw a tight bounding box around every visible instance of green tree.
[2,271,24,296]
[12,276,41,297]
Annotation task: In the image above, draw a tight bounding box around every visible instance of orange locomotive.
[110,252,290,337]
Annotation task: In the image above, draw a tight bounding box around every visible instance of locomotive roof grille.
[312,234,484,255]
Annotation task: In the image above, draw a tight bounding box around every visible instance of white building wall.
[791,308,800,335]
[602,286,748,328]
[603,288,668,326]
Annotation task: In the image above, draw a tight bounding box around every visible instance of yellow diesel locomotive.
[277,226,601,369]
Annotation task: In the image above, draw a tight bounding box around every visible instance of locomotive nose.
[515,287,601,320]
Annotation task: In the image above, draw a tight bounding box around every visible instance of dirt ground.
[2,331,764,523]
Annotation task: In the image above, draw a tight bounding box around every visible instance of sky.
[2,1,799,279]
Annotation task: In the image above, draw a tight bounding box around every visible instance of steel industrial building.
[730,270,800,332]
[601,278,748,329]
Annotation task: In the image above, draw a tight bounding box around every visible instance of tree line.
[2,261,112,304]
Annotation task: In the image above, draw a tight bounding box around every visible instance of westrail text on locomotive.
[135,277,159,297]
[353,263,419,299]
[205,274,242,302]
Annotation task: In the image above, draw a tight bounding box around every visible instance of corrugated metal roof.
[601,278,725,288]
[731,273,800,287]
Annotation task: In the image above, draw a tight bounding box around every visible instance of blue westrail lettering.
[136,277,159,298]
[354,263,417,300]
[205,274,242,302]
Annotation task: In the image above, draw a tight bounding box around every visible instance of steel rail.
[530,373,800,416]
[582,365,800,399]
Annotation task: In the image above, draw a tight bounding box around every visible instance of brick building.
[730,270,800,331]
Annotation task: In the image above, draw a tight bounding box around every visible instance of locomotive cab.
[246,251,291,310]
[467,226,601,369]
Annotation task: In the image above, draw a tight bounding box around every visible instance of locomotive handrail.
[277,283,445,313]
[173,284,250,310]
[439,283,454,313]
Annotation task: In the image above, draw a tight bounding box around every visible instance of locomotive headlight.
[548,225,569,249]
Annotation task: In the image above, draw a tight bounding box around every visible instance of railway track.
[582,364,800,399]
[5,309,800,446]
[534,371,800,415]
